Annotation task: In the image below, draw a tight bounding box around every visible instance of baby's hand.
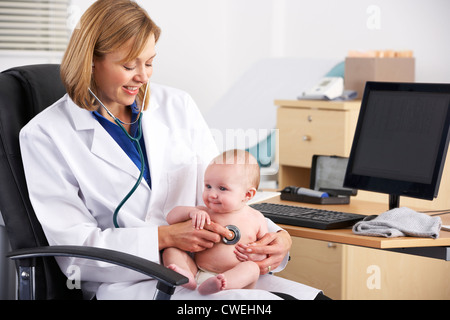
[234,243,267,262]
[247,251,267,262]
[189,209,211,230]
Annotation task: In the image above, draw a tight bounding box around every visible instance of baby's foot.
[167,264,197,290]
[198,274,227,295]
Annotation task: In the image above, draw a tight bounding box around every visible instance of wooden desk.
[274,99,450,298]
[268,197,450,252]
[265,197,450,299]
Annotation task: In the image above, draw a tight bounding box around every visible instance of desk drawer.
[278,108,348,167]
[277,237,343,300]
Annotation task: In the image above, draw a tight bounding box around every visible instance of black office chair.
[0,64,187,300]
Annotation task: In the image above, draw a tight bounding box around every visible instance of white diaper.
[195,267,218,285]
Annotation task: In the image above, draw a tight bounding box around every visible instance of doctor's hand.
[234,230,292,275]
[158,220,232,253]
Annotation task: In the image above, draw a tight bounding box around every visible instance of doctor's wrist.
[158,225,174,251]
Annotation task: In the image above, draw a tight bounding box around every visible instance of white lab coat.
[20,83,320,300]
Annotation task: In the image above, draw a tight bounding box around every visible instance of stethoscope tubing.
[89,84,148,228]
[112,116,144,228]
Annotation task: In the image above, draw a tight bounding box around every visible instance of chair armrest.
[7,245,188,298]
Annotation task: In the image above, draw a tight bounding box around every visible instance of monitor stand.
[389,194,400,210]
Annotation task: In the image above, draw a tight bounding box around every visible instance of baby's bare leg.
[198,261,260,295]
[163,247,198,290]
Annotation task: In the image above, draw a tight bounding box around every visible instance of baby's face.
[202,164,248,213]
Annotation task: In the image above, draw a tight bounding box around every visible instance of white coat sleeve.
[266,218,289,272]
[19,125,160,284]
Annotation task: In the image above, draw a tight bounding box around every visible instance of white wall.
[2,0,449,114]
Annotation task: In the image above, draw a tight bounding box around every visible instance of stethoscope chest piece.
[222,225,241,245]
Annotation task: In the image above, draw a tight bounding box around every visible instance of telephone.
[300,77,344,100]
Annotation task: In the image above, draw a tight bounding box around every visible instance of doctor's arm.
[19,125,162,283]
[158,220,231,253]
[160,204,234,253]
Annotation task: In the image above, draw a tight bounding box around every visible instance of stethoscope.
[222,225,241,245]
[88,84,242,243]
[88,83,148,228]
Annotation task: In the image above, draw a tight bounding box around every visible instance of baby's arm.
[166,206,211,229]
[166,206,192,225]
[235,211,269,262]
[256,212,269,239]
[249,216,269,261]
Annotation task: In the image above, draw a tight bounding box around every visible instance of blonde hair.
[211,149,260,189]
[60,0,161,111]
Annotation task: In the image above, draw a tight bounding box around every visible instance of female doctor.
[19,0,320,300]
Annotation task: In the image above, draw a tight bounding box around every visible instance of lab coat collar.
[141,94,169,195]
[66,94,170,194]
[66,96,149,187]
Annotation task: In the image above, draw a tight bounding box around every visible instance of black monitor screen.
[344,82,450,207]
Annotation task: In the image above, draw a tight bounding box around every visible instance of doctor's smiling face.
[92,33,156,114]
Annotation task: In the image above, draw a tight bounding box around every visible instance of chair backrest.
[0,64,81,299]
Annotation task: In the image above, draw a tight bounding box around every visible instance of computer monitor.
[344,81,450,209]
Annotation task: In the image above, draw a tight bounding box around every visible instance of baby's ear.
[245,187,257,202]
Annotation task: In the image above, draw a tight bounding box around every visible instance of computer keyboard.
[250,202,366,230]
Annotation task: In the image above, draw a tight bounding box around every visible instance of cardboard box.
[344,57,415,98]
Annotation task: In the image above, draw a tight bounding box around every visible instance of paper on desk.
[249,191,281,205]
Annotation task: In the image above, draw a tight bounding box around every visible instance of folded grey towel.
[352,207,442,239]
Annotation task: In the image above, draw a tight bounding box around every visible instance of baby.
[163,149,268,295]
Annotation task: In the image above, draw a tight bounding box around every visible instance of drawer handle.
[307,115,313,122]
[302,135,311,141]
